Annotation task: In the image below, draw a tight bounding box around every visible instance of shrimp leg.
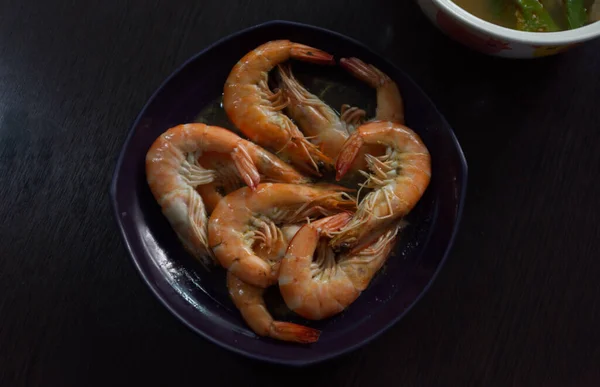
[276,64,376,173]
[275,64,353,159]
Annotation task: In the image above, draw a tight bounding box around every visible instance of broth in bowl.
[452,0,600,32]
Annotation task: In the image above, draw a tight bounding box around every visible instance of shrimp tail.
[335,131,364,181]
[290,44,335,65]
[231,142,260,190]
[269,322,321,344]
[339,57,384,89]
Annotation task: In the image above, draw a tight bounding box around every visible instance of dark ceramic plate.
[110,20,467,366]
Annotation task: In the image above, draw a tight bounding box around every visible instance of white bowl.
[417,0,600,58]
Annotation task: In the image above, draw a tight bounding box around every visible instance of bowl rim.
[109,19,469,366]
[433,0,600,45]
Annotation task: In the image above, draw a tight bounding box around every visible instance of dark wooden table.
[2,0,599,385]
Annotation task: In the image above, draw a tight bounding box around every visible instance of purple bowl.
[110,20,467,366]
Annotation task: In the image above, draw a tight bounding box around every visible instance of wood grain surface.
[1,0,599,385]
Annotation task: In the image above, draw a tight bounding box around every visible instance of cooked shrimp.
[340,57,405,124]
[223,40,336,176]
[331,121,431,251]
[275,63,365,160]
[145,123,308,266]
[279,215,399,320]
[208,183,356,288]
[226,221,318,344]
[227,272,320,343]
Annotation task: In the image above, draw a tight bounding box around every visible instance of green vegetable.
[564,0,588,28]
[514,0,561,31]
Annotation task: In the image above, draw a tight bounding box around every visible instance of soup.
[452,0,600,31]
